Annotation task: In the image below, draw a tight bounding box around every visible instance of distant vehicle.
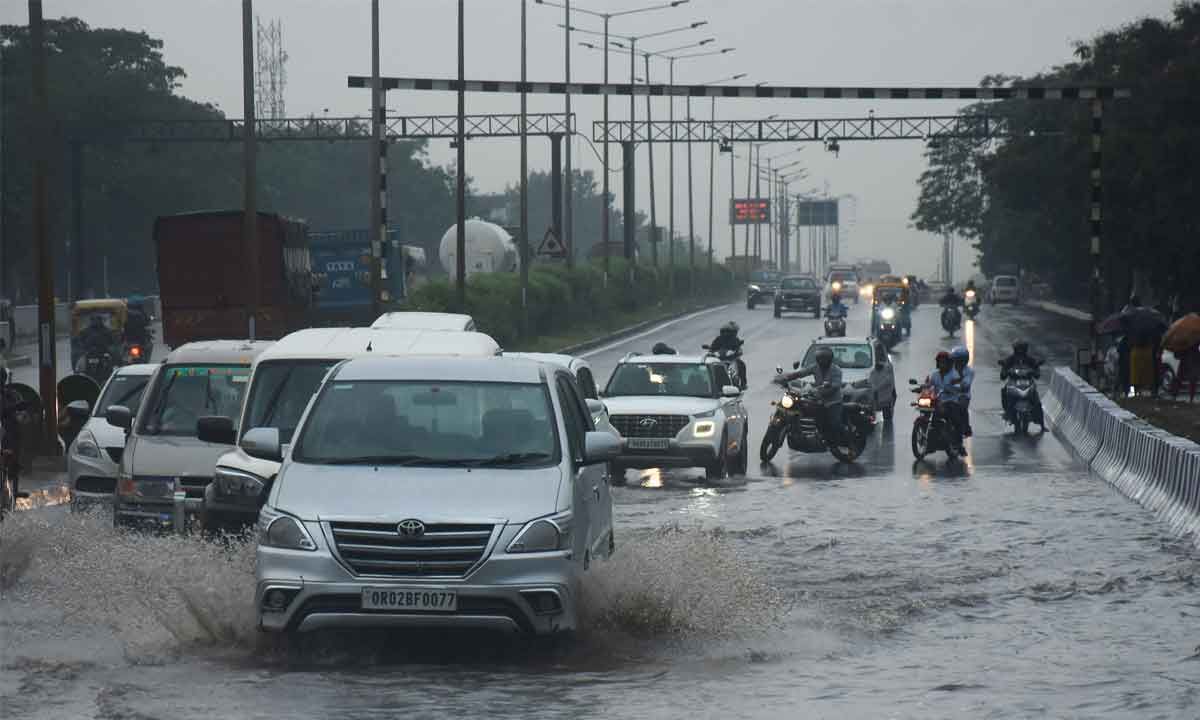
[746,269,782,309]
[107,340,272,529]
[309,227,406,324]
[990,275,1020,304]
[824,267,862,304]
[155,211,315,348]
[601,351,749,481]
[253,355,617,637]
[774,275,822,318]
[372,312,476,332]
[439,218,519,281]
[800,337,897,421]
[199,327,502,534]
[858,259,893,284]
[67,363,158,507]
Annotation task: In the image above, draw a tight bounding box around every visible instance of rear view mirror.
[775,366,784,375]
[585,398,606,417]
[197,416,236,445]
[242,427,283,462]
[721,385,741,398]
[66,399,91,420]
[793,361,801,370]
[583,431,620,465]
[908,378,919,385]
[105,405,132,431]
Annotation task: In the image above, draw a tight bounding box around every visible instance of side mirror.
[908,378,919,385]
[105,405,132,431]
[583,431,621,465]
[585,398,606,417]
[701,344,711,350]
[197,416,237,445]
[242,427,283,462]
[793,361,801,370]
[721,385,741,398]
[775,365,784,375]
[66,399,91,420]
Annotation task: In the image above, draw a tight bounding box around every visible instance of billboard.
[796,200,839,226]
[729,198,770,225]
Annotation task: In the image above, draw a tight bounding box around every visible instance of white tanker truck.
[438,219,520,282]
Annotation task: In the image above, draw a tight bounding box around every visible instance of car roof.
[112,362,160,377]
[503,351,585,371]
[621,353,715,365]
[332,355,545,384]
[162,340,273,366]
[370,311,475,330]
[810,336,875,346]
[256,327,500,363]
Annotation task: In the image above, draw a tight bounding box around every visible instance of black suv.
[746,270,782,309]
[774,275,821,318]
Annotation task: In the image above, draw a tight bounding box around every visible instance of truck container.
[308,227,407,324]
[155,210,314,348]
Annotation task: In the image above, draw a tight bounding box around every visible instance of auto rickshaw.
[70,299,127,371]
[872,281,912,336]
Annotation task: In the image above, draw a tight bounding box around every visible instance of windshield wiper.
[471,452,553,467]
[316,454,443,466]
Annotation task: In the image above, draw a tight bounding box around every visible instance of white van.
[371,311,476,331]
[198,327,500,533]
[105,340,273,528]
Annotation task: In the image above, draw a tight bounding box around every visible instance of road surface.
[2,302,1197,719]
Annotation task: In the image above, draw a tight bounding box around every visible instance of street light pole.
[244,0,260,338]
[668,57,675,289]
[563,0,573,268]
[644,54,658,268]
[601,15,610,283]
[520,0,530,330]
[455,0,467,306]
[707,94,716,280]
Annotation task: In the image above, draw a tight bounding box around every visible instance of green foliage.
[912,4,1200,310]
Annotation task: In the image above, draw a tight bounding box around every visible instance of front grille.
[105,447,124,464]
[330,522,494,578]
[609,414,690,439]
[177,476,210,499]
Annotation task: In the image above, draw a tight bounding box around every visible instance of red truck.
[155,211,315,348]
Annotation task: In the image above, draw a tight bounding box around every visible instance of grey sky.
[4,0,1176,279]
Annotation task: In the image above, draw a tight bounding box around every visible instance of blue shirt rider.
[950,345,974,437]
[826,292,848,318]
[929,351,966,448]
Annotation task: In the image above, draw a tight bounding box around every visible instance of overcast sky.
[3,0,1177,279]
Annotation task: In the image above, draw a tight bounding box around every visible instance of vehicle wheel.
[882,405,894,423]
[830,425,866,463]
[1160,365,1178,398]
[609,462,627,487]
[747,298,755,310]
[706,432,729,481]
[911,420,928,460]
[733,428,749,475]
[813,307,821,319]
[759,424,783,463]
[608,530,616,557]
[0,471,14,521]
[1015,416,1028,436]
[773,306,782,319]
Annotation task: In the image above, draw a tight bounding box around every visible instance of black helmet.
[815,346,834,369]
[1013,340,1029,355]
[652,342,677,355]
[721,321,739,335]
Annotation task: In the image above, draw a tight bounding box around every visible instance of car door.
[709,363,745,442]
[556,373,612,561]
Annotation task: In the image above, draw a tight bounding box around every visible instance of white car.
[67,363,159,506]
[824,269,862,304]
[601,352,748,481]
[371,311,476,331]
[799,337,896,421]
[990,275,1020,304]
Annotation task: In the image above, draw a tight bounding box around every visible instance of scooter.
[1001,365,1044,435]
[875,305,902,348]
[823,311,847,338]
[963,289,981,320]
[909,379,964,461]
[941,306,962,336]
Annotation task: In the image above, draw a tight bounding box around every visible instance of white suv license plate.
[362,587,457,612]
[626,438,670,450]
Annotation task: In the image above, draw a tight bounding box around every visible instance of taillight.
[130,346,142,358]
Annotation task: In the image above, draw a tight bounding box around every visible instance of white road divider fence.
[1047,367,1200,540]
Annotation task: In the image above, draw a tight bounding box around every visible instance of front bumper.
[615,440,720,469]
[68,453,118,505]
[114,494,204,527]
[257,536,581,635]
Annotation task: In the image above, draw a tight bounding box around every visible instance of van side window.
[556,375,589,462]
[576,368,598,400]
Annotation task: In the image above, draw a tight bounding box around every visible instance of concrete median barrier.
[1046,367,1200,545]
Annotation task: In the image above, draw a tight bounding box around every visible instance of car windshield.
[802,343,874,370]
[139,364,250,436]
[94,373,150,417]
[751,271,780,283]
[781,277,816,290]
[293,380,558,467]
[605,362,715,398]
[241,360,338,443]
[829,271,858,282]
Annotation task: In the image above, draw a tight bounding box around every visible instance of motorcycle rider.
[928,350,966,450]
[708,321,747,388]
[79,314,116,363]
[999,340,1045,428]
[950,345,974,437]
[826,292,848,318]
[0,365,29,504]
[774,346,844,444]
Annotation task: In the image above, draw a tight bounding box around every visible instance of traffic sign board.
[537,228,566,258]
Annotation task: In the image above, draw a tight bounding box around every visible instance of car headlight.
[881,308,896,320]
[508,511,573,553]
[832,281,842,291]
[693,421,716,438]
[965,290,976,300]
[780,394,795,409]
[918,396,933,408]
[258,508,317,551]
[213,466,266,498]
[73,431,101,460]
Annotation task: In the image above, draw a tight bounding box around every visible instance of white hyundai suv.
[601,353,748,481]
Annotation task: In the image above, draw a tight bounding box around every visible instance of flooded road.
[3,302,1199,719]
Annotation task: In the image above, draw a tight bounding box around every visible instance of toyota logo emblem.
[638,417,658,427]
[397,519,425,537]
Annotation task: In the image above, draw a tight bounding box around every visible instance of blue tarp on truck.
[309,228,405,320]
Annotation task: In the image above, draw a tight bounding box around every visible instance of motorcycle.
[909,379,964,461]
[875,305,902,348]
[1002,365,1043,435]
[941,305,962,336]
[823,311,847,338]
[702,345,746,390]
[761,368,873,464]
[78,351,115,385]
[963,289,981,320]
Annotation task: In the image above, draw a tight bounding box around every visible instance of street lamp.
[537,0,690,284]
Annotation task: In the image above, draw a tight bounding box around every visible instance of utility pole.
[520,0,530,330]
[644,54,658,268]
[368,0,384,318]
[30,0,57,451]
[564,0,574,269]
[706,96,716,279]
[668,57,675,292]
[242,0,259,339]
[601,15,610,285]
[686,94,695,295]
[456,0,467,306]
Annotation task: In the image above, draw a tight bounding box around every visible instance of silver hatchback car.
[252,355,619,637]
